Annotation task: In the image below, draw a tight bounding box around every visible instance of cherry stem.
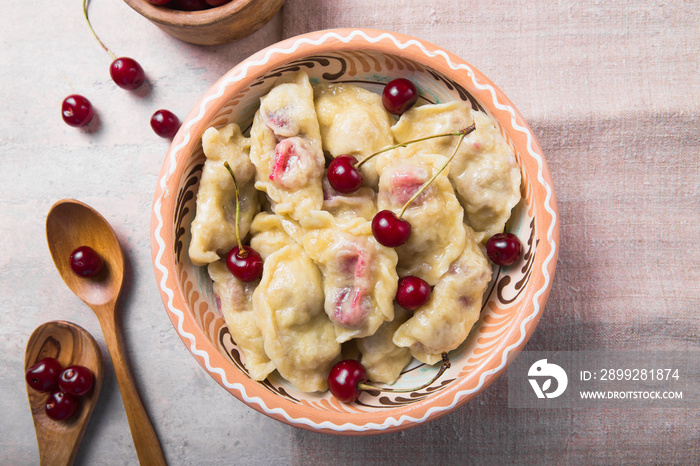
[357,352,451,393]
[223,161,247,257]
[356,127,471,170]
[396,123,475,218]
[83,0,117,60]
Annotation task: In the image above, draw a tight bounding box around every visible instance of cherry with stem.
[83,0,145,90]
[328,127,475,195]
[223,162,263,282]
[372,123,476,248]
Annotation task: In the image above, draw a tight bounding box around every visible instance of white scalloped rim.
[152,29,558,433]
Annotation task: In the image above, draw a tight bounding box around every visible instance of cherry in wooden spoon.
[25,320,103,466]
[45,199,166,465]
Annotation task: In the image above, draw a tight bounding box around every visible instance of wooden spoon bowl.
[46,199,166,465]
[25,321,104,466]
[122,0,285,45]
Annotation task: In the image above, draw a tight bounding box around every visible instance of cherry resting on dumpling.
[328,353,451,403]
[223,162,264,282]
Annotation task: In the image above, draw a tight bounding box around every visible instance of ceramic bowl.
[122,0,284,46]
[151,29,559,434]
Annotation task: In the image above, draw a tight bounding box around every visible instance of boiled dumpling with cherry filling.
[189,123,259,265]
[393,226,492,365]
[249,211,298,259]
[322,177,378,221]
[314,83,394,188]
[252,243,341,392]
[208,262,274,381]
[356,305,412,384]
[249,72,325,221]
[299,211,398,343]
[391,101,521,242]
[376,151,467,285]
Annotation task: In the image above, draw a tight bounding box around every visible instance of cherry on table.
[45,390,79,421]
[110,57,145,90]
[486,233,522,266]
[371,210,411,248]
[150,109,181,138]
[226,246,263,282]
[327,155,363,193]
[26,357,63,392]
[396,276,431,310]
[59,365,94,397]
[382,78,418,115]
[62,95,94,128]
[328,359,367,403]
[69,246,104,278]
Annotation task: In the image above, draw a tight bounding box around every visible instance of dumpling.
[393,227,492,364]
[249,72,325,221]
[300,211,398,342]
[189,123,259,265]
[249,212,297,260]
[356,305,412,384]
[376,151,467,285]
[252,243,341,392]
[314,83,394,188]
[322,177,377,221]
[208,261,274,381]
[391,102,521,242]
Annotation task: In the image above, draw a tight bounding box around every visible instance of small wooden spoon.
[25,321,104,466]
[46,199,166,465]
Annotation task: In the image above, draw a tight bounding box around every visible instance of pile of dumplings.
[188,71,521,393]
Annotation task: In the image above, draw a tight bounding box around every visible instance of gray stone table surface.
[2,1,698,464]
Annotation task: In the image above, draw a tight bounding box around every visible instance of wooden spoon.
[46,199,166,465]
[25,321,104,466]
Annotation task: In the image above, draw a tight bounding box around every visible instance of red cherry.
[150,109,181,139]
[61,95,94,128]
[371,210,411,248]
[486,233,522,266]
[396,276,431,310]
[45,390,79,421]
[109,57,145,90]
[327,155,363,193]
[69,246,104,277]
[226,246,263,282]
[59,365,94,397]
[170,0,210,10]
[26,357,63,392]
[382,78,418,115]
[328,359,367,403]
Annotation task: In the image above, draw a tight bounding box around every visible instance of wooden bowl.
[122,0,284,46]
[151,29,559,434]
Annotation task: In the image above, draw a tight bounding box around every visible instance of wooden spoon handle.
[96,308,166,465]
